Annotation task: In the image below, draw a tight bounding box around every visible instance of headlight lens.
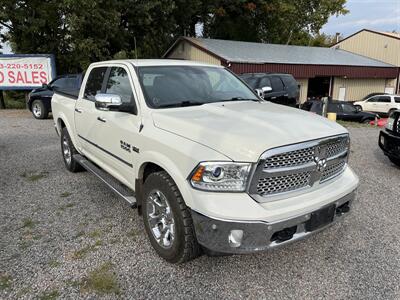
[386,116,395,130]
[190,162,252,192]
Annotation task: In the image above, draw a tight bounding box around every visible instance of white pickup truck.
[52,59,359,263]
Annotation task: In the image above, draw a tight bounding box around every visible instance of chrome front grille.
[264,147,314,169]
[249,135,349,202]
[321,161,346,182]
[256,172,311,196]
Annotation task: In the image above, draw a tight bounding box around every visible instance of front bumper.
[192,189,356,254]
[379,130,400,159]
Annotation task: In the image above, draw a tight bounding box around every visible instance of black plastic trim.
[78,134,133,168]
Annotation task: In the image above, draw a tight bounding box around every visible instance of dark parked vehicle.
[27,74,82,119]
[239,73,299,107]
[379,110,400,166]
[301,100,378,123]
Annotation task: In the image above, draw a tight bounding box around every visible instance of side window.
[259,77,272,88]
[395,97,400,103]
[84,67,107,101]
[378,96,391,103]
[367,96,379,102]
[105,67,134,104]
[342,104,356,113]
[270,76,284,92]
[328,103,338,113]
[280,75,296,88]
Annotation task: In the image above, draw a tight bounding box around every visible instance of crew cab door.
[363,96,379,112]
[266,76,287,105]
[93,65,141,185]
[376,95,391,113]
[74,67,108,157]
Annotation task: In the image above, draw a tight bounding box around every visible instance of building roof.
[165,37,395,68]
[333,29,400,46]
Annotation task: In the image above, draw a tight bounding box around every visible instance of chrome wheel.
[32,103,42,118]
[146,190,175,249]
[62,135,72,165]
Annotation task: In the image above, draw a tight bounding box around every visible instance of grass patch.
[58,203,75,211]
[126,229,137,240]
[74,231,85,239]
[88,230,101,239]
[0,274,12,290]
[21,218,36,229]
[21,171,48,182]
[81,262,119,295]
[72,240,102,259]
[60,192,72,198]
[48,259,61,268]
[38,289,60,300]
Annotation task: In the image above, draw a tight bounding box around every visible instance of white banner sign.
[0,56,55,89]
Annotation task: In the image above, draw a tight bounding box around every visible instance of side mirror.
[42,83,48,89]
[95,93,122,111]
[255,89,264,98]
[261,86,272,93]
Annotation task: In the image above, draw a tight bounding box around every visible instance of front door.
[363,96,379,112]
[94,65,141,186]
[267,76,286,105]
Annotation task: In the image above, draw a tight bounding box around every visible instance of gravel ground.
[1,110,400,299]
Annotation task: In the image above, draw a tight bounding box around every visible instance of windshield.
[137,66,259,108]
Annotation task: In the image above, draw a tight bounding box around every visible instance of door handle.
[75,108,83,113]
[97,117,106,123]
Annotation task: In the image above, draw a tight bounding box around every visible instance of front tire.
[389,157,400,167]
[142,171,201,263]
[61,127,84,172]
[31,100,48,119]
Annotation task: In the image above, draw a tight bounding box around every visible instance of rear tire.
[355,105,362,112]
[388,108,397,116]
[31,100,48,119]
[142,171,201,263]
[61,127,84,172]
[389,157,400,167]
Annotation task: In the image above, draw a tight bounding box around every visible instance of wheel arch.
[135,154,195,215]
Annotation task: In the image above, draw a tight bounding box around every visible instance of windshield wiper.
[220,97,262,103]
[157,101,205,108]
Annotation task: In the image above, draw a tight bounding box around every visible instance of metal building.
[163,37,398,103]
[333,29,400,95]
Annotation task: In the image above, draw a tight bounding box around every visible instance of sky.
[1,0,399,54]
[321,0,400,37]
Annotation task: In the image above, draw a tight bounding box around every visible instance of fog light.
[228,230,243,248]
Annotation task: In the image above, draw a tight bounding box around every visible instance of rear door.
[74,66,108,158]
[376,95,391,113]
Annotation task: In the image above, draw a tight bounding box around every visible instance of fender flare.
[136,150,195,209]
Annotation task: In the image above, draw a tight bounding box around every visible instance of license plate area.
[305,204,335,232]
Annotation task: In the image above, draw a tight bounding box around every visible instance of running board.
[74,154,137,208]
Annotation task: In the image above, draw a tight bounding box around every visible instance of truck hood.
[152,101,348,162]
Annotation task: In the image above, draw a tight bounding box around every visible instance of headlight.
[189,162,252,192]
[386,116,395,130]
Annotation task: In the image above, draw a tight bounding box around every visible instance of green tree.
[202,0,348,44]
